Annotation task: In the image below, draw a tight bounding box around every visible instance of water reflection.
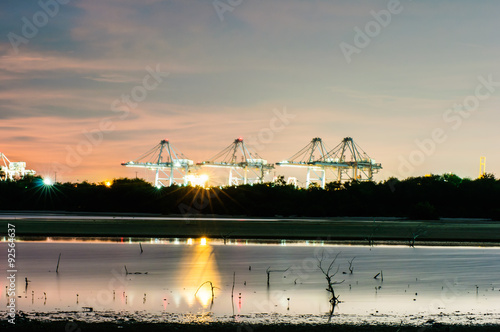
[5,236,339,247]
[1,239,499,325]
[181,244,220,309]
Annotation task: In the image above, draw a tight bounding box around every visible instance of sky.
[1,0,499,185]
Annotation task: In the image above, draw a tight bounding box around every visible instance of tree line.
[0,173,498,220]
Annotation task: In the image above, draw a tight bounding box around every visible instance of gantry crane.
[0,152,36,181]
[322,137,382,182]
[277,137,382,188]
[197,137,274,186]
[121,139,195,187]
[276,137,332,188]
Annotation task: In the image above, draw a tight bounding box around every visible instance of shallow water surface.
[1,238,499,324]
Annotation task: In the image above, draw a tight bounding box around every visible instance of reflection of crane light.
[180,245,220,310]
[200,237,207,246]
[196,286,212,307]
[187,238,193,245]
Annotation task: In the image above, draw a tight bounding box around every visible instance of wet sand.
[3,316,500,332]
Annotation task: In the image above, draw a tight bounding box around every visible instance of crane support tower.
[0,152,36,181]
[197,137,274,186]
[276,137,331,188]
[277,137,382,188]
[479,156,486,178]
[121,139,195,187]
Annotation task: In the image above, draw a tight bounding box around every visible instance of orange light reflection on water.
[179,242,220,310]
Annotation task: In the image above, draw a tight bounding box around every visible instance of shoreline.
[1,212,500,246]
[13,235,500,247]
[4,323,500,332]
[5,322,500,332]
[3,311,500,331]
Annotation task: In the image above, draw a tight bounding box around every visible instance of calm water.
[1,238,500,324]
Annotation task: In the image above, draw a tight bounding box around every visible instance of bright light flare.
[195,285,212,307]
[43,178,53,186]
[200,237,207,246]
[105,181,112,187]
[186,174,209,187]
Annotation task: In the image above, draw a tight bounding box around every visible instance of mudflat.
[1,213,499,244]
[2,320,500,332]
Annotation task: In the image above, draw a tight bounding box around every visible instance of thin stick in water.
[231,272,235,298]
[56,253,61,273]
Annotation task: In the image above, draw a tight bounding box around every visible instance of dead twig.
[124,265,148,275]
[347,257,356,274]
[317,251,344,322]
[374,270,383,281]
[195,281,220,305]
[408,225,428,247]
[266,266,290,286]
[56,253,61,273]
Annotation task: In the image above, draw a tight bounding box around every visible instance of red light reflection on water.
[163,297,168,310]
